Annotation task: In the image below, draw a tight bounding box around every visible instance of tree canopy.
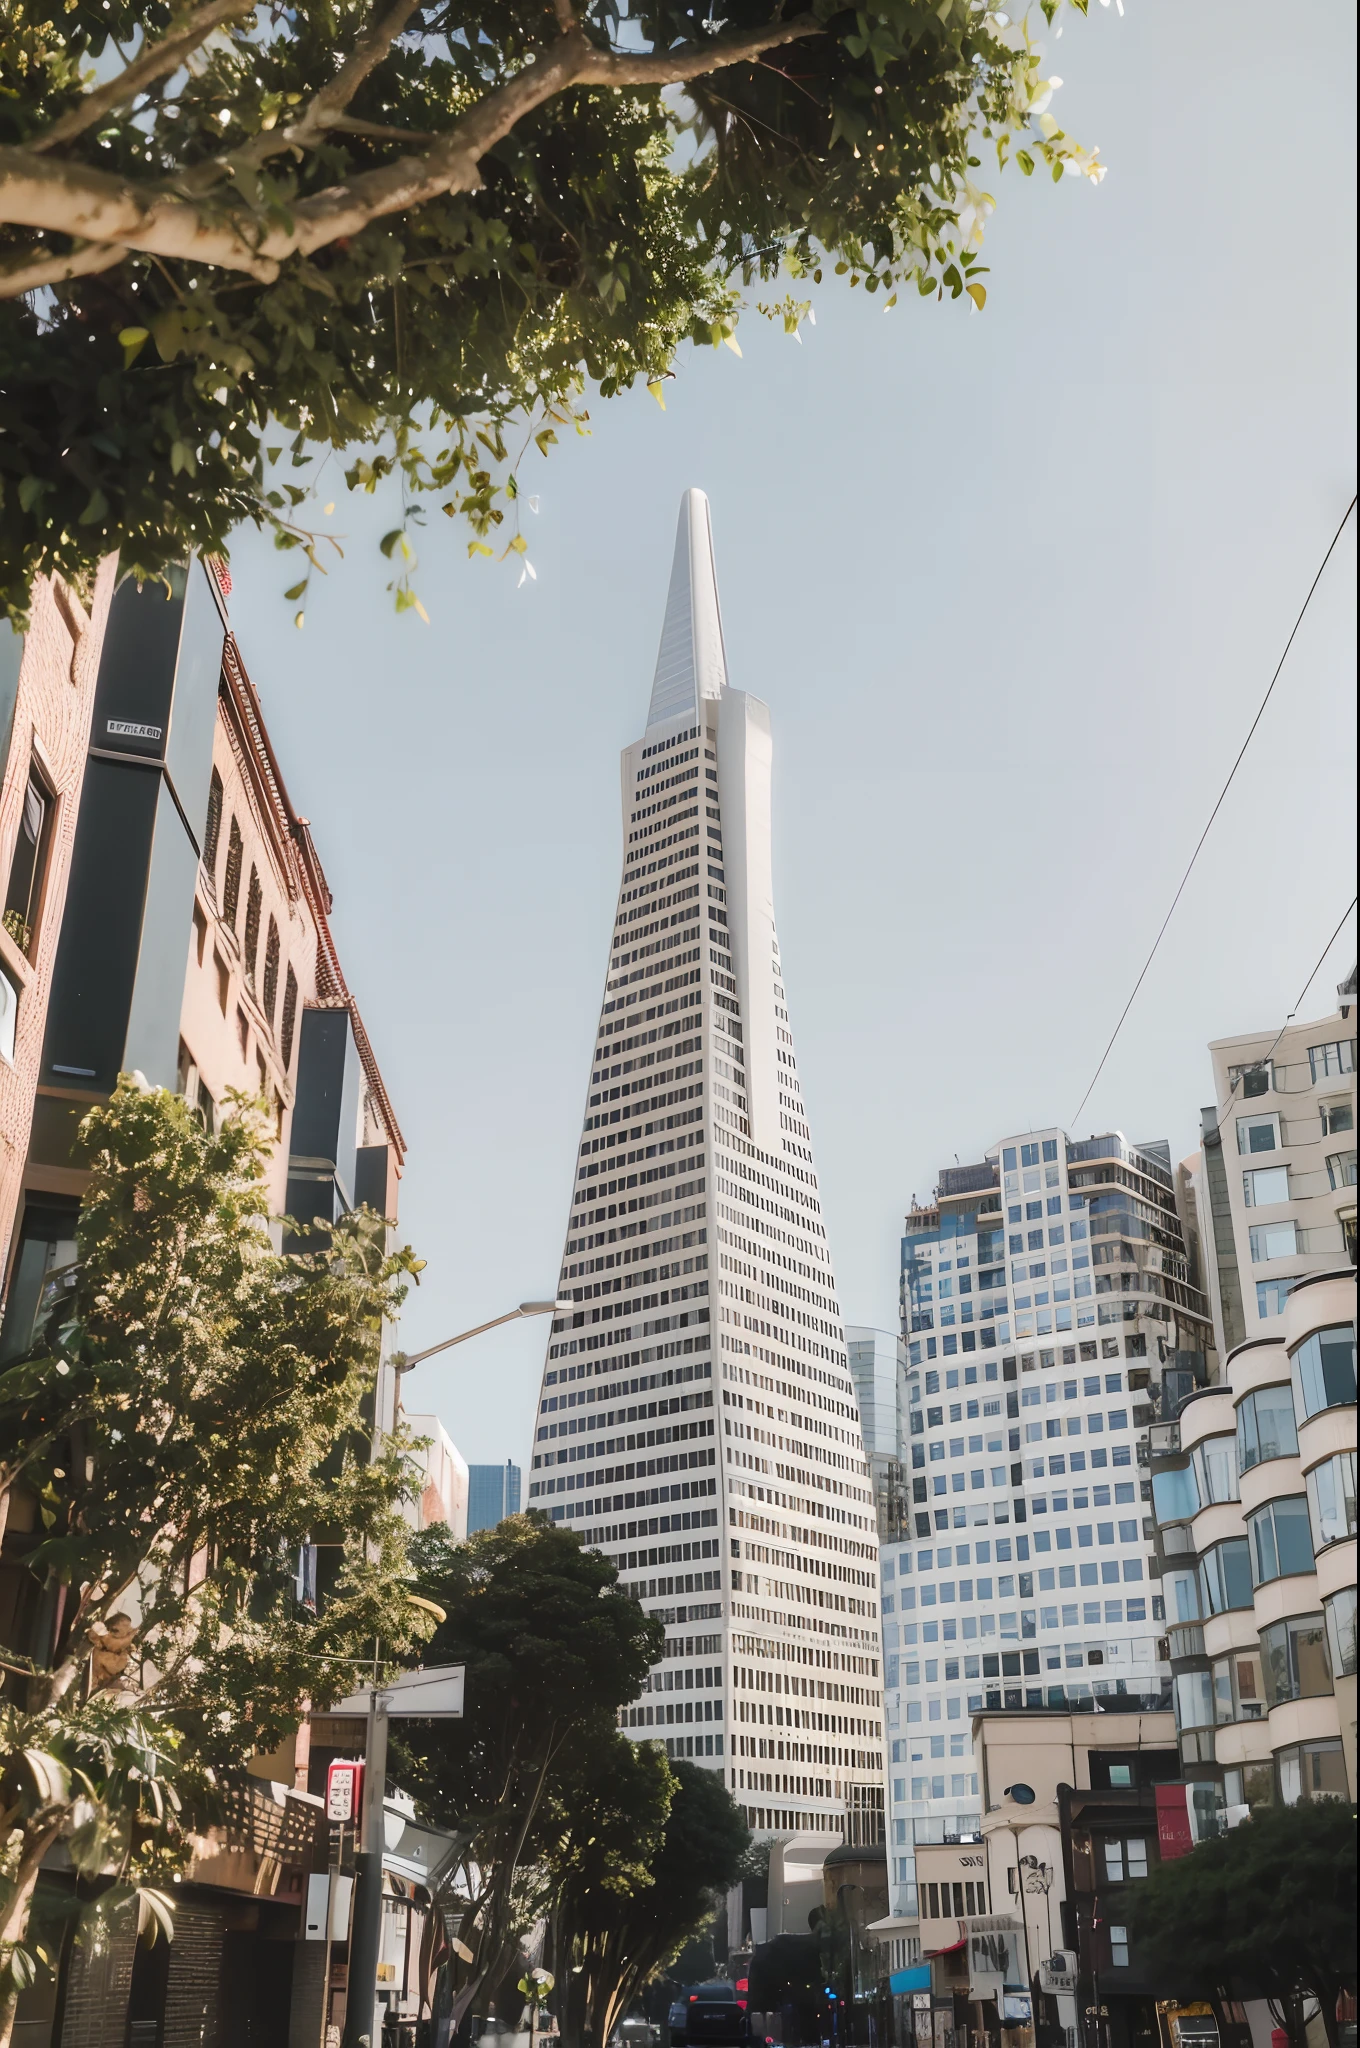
[1128,1800,1358,2048]
[545,1753,750,2045]
[395,1512,665,2032]
[0,0,1103,620]
[0,1079,425,2043]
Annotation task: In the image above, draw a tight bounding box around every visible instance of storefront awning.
[889,1966,932,1995]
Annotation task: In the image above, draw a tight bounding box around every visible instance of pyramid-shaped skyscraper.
[528,490,884,1842]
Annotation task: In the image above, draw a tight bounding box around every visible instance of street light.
[392,1298,574,1374]
[342,1292,570,2048]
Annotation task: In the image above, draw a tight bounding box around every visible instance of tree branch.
[0,235,128,294]
[30,0,258,154]
[578,15,822,86]
[0,12,824,295]
[288,0,429,149]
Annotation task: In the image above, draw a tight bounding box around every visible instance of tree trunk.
[0,1829,64,2048]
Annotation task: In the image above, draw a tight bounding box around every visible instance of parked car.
[683,1983,749,2047]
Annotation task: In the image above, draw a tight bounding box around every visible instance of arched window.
[203,768,223,876]
[263,918,280,1026]
[244,866,262,984]
[281,965,299,1071]
[223,816,243,926]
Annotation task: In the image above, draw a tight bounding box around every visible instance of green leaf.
[379,529,403,558]
[1016,149,1035,177]
[283,581,308,601]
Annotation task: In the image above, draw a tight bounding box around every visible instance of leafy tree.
[539,1730,676,2047]
[395,1513,664,2034]
[0,0,1103,621]
[547,1755,749,2044]
[1128,1800,1358,2048]
[0,1079,425,2047]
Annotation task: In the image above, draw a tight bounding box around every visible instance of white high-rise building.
[868,1127,1209,1920]
[527,490,884,1842]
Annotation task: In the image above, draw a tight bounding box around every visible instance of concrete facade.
[1192,987,1356,1355]
[1151,1266,1357,1806]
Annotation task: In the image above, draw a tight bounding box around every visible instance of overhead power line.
[1070,493,1358,1130]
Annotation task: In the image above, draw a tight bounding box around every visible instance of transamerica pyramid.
[527,490,885,1844]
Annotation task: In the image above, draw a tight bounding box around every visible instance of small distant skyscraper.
[527,489,883,1844]
[467,1460,522,1534]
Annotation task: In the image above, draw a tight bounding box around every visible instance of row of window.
[1177,1593,1357,1732]
[202,771,298,1071]
[893,1585,1149,1644]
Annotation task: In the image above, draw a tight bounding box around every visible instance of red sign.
[327,1758,364,1822]
[1155,1783,1194,1860]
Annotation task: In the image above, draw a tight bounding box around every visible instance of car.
[683,1983,749,2047]
[669,2000,690,2047]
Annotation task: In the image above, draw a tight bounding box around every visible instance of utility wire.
[1070,493,1358,1129]
[1212,895,1358,1123]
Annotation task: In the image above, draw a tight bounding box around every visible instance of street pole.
[342,1688,390,2048]
[337,1292,561,2045]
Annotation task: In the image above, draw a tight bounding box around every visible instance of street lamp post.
[392,1298,573,1375]
[340,1295,570,2048]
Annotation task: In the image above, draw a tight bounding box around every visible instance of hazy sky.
[226,0,1358,1469]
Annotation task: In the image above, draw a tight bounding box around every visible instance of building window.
[1212,1649,1264,1724]
[263,917,280,1025]
[1197,1539,1253,1615]
[244,865,262,984]
[1277,1739,1347,1805]
[1326,1150,1358,1189]
[192,899,207,966]
[281,964,299,1071]
[1191,1435,1238,1505]
[0,961,15,1063]
[1260,1614,1331,1709]
[1246,1495,1314,1584]
[3,761,55,957]
[1290,1323,1357,1419]
[1236,1384,1298,1471]
[223,815,243,926]
[1249,1220,1298,1262]
[1109,1926,1130,1969]
[1320,1100,1353,1137]
[1305,1452,1357,1550]
[1257,1280,1295,1319]
[1307,1041,1355,1084]
[1236,1113,1280,1155]
[1151,1463,1199,1524]
[214,950,230,1015]
[0,1197,80,1362]
[1102,1838,1148,1882]
[1173,1670,1214,1734]
[204,767,223,876]
[1324,1587,1357,1678]
[1243,1165,1289,1207]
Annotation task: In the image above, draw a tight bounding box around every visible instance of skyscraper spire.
[529,491,884,1849]
[645,487,729,731]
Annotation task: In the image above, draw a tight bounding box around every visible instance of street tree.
[0,1079,426,2047]
[1128,1800,1358,2048]
[539,1730,676,2048]
[396,1513,664,2034]
[546,1754,749,2043]
[0,0,1103,620]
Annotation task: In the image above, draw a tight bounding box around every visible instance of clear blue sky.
[226,0,1358,1468]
